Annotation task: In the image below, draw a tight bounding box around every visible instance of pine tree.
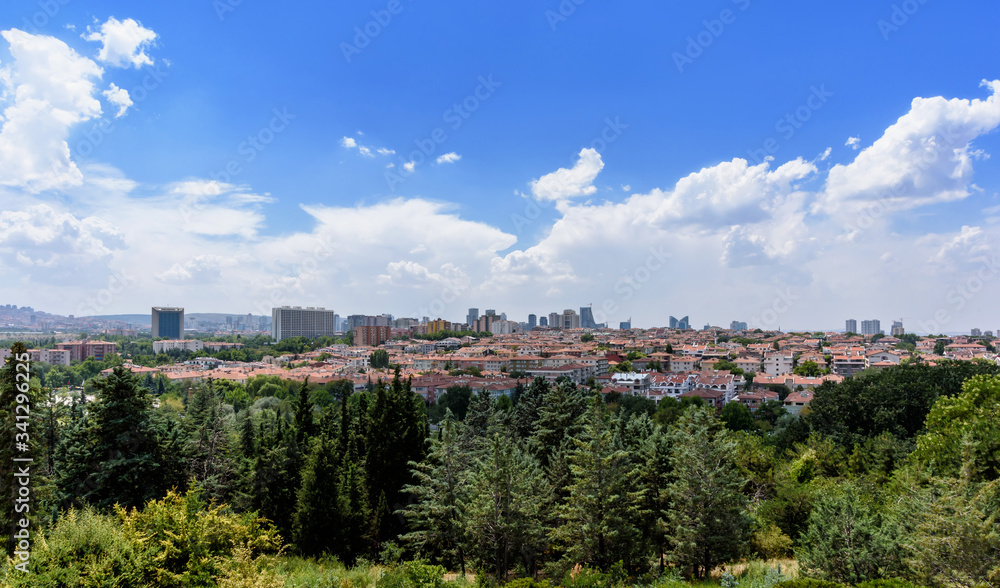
[0,342,34,555]
[551,399,644,572]
[401,413,470,573]
[292,434,343,556]
[465,434,550,580]
[665,406,750,579]
[510,377,549,440]
[294,378,314,444]
[530,380,590,468]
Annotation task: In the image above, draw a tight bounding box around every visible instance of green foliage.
[559,562,627,588]
[909,374,1000,481]
[664,406,750,579]
[721,401,755,432]
[773,580,848,588]
[377,560,448,588]
[793,361,822,377]
[371,349,391,369]
[581,333,595,343]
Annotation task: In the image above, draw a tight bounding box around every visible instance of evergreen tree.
[401,413,470,573]
[665,406,750,579]
[0,342,35,555]
[465,434,550,580]
[294,378,314,444]
[292,434,342,556]
[510,377,549,440]
[551,400,643,572]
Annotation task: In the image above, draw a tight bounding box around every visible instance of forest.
[1,339,999,588]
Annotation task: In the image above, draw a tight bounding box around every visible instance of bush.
[751,524,794,559]
[856,580,929,588]
[560,562,627,588]
[502,578,551,588]
[377,561,448,588]
[774,580,847,588]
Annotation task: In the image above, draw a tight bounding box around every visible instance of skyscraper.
[467,308,479,325]
[272,306,337,341]
[669,316,678,329]
[527,314,537,329]
[561,309,581,329]
[678,316,690,330]
[152,307,184,339]
[891,321,905,336]
[620,319,632,330]
[845,319,857,334]
[860,319,881,336]
[730,321,748,331]
[580,306,597,329]
[548,312,560,328]
[539,316,548,327]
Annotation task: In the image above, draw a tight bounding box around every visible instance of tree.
[581,333,595,343]
[793,360,822,377]
[0,342,36,556]
[55,366,173,511]
[294,379,315,444]
[721,401,754,432]
[551,400,643,572]
[464,434,550,579]
[910,374,1000,482]
[664,406,750,579]
[292,434,342,555]
[796,482,903,584]
[369,349,390,370]
[401,413,469,574]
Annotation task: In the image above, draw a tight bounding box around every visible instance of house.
[610,372,652,395]
[735,390,780,411]
[669,356,698,372]
[866,351,901,367]
[648,373,697,402]
[784,390,815,415]
[763,352,794,376]
[680,388,726,409]
[832,355,866,377]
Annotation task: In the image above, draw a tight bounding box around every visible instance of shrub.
[774,580,847,588]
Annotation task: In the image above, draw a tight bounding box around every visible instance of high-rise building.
[678,316,690,330]
[580,306,597,329]
[467,308,479,325]
[152,307,185,339]
[860,319,881,336]
[845,319,857,334]
[669,316,678,329]
[548,312,560,328]
[271,306,337,341]
[485,309,497,317]
[527,314,537,329]
[971,328,982,337]
[355,325,391,347]
[730,321,748,331]
[539,316,548,327]
[427,319,451,334]
[891,321,905,337]
[561,309,581,329]
[620,319,632,330]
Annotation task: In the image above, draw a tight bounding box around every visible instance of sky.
[0,0,999,333]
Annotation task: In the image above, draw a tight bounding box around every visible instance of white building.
[763,352,794,376]
[153,339,205,353]
[272,306,337,341]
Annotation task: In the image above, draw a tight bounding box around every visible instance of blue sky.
[0,0,999,333]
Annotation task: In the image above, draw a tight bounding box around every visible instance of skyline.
[1,1,999,332]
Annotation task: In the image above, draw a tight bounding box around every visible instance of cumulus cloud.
[436,152,461,164]
[340,136,357,149]
[529,148,604,201]
[0,29,103,192]
[403,161,416,173]
[341,133,393,158]
[845,136,860,150]
[103,83,132,117]
[819,79,1000,217]
[83,17,157,69]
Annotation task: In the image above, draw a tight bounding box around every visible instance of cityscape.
[2,0,1000,585]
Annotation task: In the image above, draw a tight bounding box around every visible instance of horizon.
[0,1,998,334]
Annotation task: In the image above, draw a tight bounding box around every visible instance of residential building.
[832,354,867,377]
[845,319,857,334]
[354,325,391,347]
[891,321,905,337]
[971,328,982,337]
[56,340,117,362]
[539,316,548,327]
[271,306,337,341]
[153,339,205,353]
[861,319,881,336]
[784,390,815,415]
[527,314,537,329]
[548,312,561,329]
[152,307,184,339]
[730,321,748,331]
[427,319,451,334]
[763,352,794,376]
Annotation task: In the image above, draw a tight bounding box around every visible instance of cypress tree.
[292,434,342,555]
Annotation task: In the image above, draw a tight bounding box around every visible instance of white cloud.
[403,161,416,173]
[340,136,357,149]
[103,83,132,117]
[621,184,631,192]
[0,29,103,192]
[436,152,461,164]
[377,147,395,155]
[845,136,860,150]
[820,79,1000,217]
[358,146,373,157]
[341,135,394,159]
[529,148,604,201]
[83,17,157,69]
